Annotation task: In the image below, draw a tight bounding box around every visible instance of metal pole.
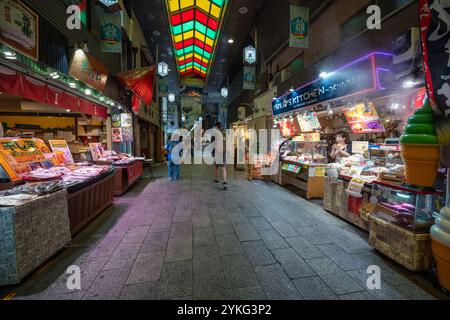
[447,168,450,206]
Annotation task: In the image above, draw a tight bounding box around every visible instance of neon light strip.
[276,51,393,99]
[376,67,391,90]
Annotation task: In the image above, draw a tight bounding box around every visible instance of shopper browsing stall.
[330,131,352,162]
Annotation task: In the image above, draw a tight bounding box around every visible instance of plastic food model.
[400,97,439,187]
[431,207,450,290]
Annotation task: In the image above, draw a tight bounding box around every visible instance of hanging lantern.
[158,61,169,77]
[168,93,175,103]
[243,46,257,65]
[221,87,228,98]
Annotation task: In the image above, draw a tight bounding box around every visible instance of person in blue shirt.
[166,136,182,181]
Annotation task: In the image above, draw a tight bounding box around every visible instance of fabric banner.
[289,5,309,48]
[419,0,450,166]
[97,5,122,54]
[21,76,46,103]
[243,66,255,90]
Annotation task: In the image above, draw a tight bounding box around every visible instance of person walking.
[212,122,228,190]
[166,136,181,181]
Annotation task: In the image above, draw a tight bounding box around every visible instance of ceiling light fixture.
[85,88,92,95]
[289,85,295,92]
[228,38,234,44]
[238,7,248,14]
[69,82,77,88]
[66,109,71,112]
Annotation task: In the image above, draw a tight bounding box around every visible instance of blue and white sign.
[272,53,389,116]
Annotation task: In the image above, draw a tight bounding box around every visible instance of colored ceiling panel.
[166,0,228,81]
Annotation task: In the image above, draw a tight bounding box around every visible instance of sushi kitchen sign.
[272,52,388,116]
[0,0,39,60]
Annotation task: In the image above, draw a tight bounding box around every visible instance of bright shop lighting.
[319,71,333,78]
[402,80,416,88]
[99,96,105,101]
[69,82,77,88]
[50,72,60,79]
[66,109,71,112]
[227,38,234,44]
[4,51,17,59]
[84,88,92,95]
[289,85,295,92]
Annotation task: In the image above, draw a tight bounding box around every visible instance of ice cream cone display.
[400,98,439,187]
[431,207,450,291]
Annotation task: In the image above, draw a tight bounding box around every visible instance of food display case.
[280,138,328,199]
[369,144,404,182]
[371,182,441,233]
[368,181,444,271]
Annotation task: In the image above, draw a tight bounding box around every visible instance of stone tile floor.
[0,164,440,300]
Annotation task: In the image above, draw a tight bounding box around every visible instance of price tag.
[346,177,365,198]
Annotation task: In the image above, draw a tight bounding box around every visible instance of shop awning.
[117,66,156,108]
[0,68,108,119]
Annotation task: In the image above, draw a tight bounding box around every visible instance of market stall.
[0,138,115,236]
[89,142,143,196]
[270,51,447,272]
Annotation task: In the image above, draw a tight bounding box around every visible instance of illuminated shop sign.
[272,52,393,116]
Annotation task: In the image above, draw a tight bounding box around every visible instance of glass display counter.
[280,139,328,199]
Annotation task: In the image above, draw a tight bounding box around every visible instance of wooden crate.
[369,215,433,271]
[333,180,370,231]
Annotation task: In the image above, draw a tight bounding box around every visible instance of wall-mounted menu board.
[0,138,57,181]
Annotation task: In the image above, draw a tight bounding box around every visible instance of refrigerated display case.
[279,139,328,199]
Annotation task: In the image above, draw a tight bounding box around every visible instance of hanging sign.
[121,113,133,142]
[419,0,450,166]
[243,46,257,65]
[69,49,109,92]
[0,0,39,60]
[0,138,57,181]
[343,103,385,134]
[297,113,321,132]
[243,66,255,90]
[97,5,122,53]
[48,140,75,165]
[289,5,309,48]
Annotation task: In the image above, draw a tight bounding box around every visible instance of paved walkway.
[4,165,437,300]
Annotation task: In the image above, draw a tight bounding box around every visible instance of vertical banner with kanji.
[243,66,255,90]
[289,5,309,48]
[419,0,450,166]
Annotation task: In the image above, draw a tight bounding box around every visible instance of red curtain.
[46,86,66,108]
[0,71,21,96]
[0,69,108,119]
[21,76,47,103]
[63,92,80,112]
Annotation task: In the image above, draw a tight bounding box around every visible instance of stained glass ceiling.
[165,0,228,84]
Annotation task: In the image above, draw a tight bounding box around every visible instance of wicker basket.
[324,177,336,213]
[369,215,433,271]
